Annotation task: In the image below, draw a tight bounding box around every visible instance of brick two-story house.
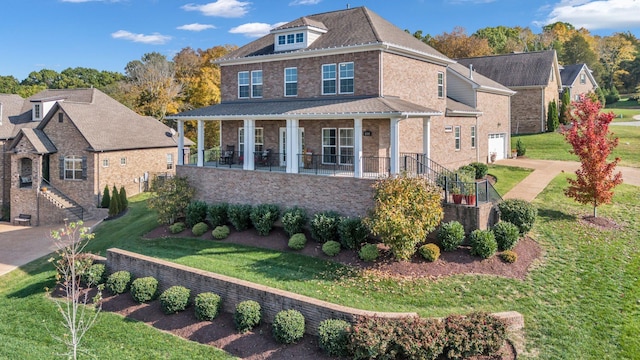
[168,6,513,221]
[559,63,599,101]
[1,88,187,225]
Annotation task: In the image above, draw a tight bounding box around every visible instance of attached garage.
[488,133,507,161]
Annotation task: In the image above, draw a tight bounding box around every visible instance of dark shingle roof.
[456,50,557,87]
[273,16,327,31]
[448,62,515,94]
[20,128,57,154]
[169,96,441,119]
[560,64,585,86]
[0,94,37,140]
[219,6,450,63]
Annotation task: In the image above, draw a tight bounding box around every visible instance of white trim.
[321,127,337,164]
[470,125,476,149]
[437,72,444,99]
[284,67,298,97]
[197,120,204,166]
[238,71,249,99]
[338,62,354,94]
[251,70,263,98]
[338,128,354,165]
[354,118,363,178]
[389,118,400,174]
[454,125,461,151]
[168,110,443,121]
[321,63,337,95]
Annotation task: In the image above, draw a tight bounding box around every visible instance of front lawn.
[487,164,533,195]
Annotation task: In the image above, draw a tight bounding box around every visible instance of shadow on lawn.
[537,208,576,222]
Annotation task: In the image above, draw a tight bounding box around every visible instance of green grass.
[608,108,640,122]
[487,165,534,195]
[512,126,640,168]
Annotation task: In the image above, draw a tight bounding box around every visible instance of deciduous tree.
[563,95,623,217]
[428,27,493,59]
[147,176,195,225]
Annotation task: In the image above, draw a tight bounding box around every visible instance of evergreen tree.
[109,185,121,217]
[559,90,571,125]
[119,186,128,210]
[100,185,110,209]
[547,100,559,132]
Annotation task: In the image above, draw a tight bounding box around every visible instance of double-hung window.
[239,127,264,153]
[278,35,286,45]
[287,34,295,44]
[437,72,444,98]
[34,104,41,119]
[339,62,354,94]
[322,128,354,164]
[322,128,337,163]
[339,128,354,164]
[285,67,297,97]
[166,154,173,169]
[454,126,461,151]
[580,73,586,84]
[64,156,83,180]
[238,71,249,98]
[322,64,337,95]
[102,159,109,168]
[470,126,476,148]
[251,70,263,98]
[296,33,304,43]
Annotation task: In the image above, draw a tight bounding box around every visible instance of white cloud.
[229,22,287,37]
[111,30,171,44]
[182,0,251,18]
[541,0,640,30]
[177,23,216,31]
[289,0,321,5]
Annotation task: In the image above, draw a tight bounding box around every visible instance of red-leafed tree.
[563,95,623,217]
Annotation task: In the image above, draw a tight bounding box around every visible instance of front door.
[279,127,305,167]
[42,154,50,183]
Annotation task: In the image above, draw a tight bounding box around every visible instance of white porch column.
[286,119,300,173]
[354,118,363,178]
[423,117,431,161]
[243,119,255,170]
[390,117,400,175]
[197,119,204,167]
[177,119,184,166]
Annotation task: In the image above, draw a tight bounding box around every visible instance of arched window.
[19,157,33,188]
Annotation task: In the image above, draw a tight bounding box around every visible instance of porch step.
[41,188,85,221]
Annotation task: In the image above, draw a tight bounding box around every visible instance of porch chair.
[220,145,235,164]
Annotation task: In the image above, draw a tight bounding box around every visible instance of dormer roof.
[272,16,327,32]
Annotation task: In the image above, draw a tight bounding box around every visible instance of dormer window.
[271,19,327,52]
[33,103,42,120]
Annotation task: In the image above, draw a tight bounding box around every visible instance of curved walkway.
[495,158,640,202]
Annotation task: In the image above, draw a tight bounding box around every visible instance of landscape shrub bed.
[207,202,228,228]
[191,222,209,237]
[185,200,208,228]
[420,243,441,262]
[194,292,222,321]
[438,221,465,251]
[338,217,369,249]
[272,309,305,344]
[469,229,497,259]
[318,319,350,357]
[106,270,131,294]
[359,243,379,262]
[443,312,507,359]
[497,199,537,235]
[310,211,341,243]
[212,225,230,240]
[169,222,186,234]
[82,263,106,286]
[130,276,159,303]
[227,204,252,231]
[250,204,280,236]
[288,233,307,250]
[281,207,308,237]
[322,240,341,256]
[493,221,520,251]
[159,286,191,314]
[234,300,261,333]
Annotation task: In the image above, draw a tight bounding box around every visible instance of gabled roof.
[560,63,598,88]
[16,128,57,154]
[0,94,37,140]
[456,50,559,88]
[446,98,482,117]
[218,6,452,65]
[168,96,441,120]
[448,62,516,96]
[272,16,327,31]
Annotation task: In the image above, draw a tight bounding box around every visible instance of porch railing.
[297,153,354,176]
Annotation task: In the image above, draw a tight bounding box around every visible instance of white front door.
[488,133,506,161]
[279,127,305,167]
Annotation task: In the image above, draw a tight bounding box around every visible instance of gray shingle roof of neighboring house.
[560,63,598,88]
[448,62,516,95]
[168,96,441,120]
[456,50,558,88]
[0,94,38,140]
[218,6,451,64]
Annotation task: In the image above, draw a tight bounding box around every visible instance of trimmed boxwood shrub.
[82,263,106,286]
[169,222,186,234]
[250,204,280,236]
[469,229,497,259]
[106,270,131,294]
[468,162,489,179]
[338,217,369,250]
[358,243,379,262]
[318,319,350,357]
[281,207,308,237]
[438,221,465,251]
[444,312,507,359]
[234,300,261,333]
[130,276,159,303]
[497,199,537,235]
[185,200,208,228]
[227,204,252,231]
[310,211,341,243]
[288,233,307,250]
[272,309,305,344]
[207,202,228,228]
[500,250,518,263]
[194,292,222,321]
[191,222,209,236]
[322,241,341,256]
[419,243,441,262]
[493,221,520,251]
[159,286,191,314]
[212,225,230,240]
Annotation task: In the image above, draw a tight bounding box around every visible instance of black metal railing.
[253,151,286,172]
[361,156,391,178]
[297,153,354,176]
[39,178,84,220]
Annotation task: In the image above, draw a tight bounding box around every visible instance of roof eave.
[168,111,442,121]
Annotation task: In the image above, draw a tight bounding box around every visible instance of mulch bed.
[98,225,543,359]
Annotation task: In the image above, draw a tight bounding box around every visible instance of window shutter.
[81,156,87,180]
[59,156,64,180]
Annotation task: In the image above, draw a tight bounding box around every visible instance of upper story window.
[251,70,263,98]
[102,159,109,168]
[166,154,173,170]
[322,64,337,95]
[471,126,476,148]
[580,73,586,84]
[339,62,354,94]
[296,33,304,43]
[454,126,461,151]
[33,103,41,119]
[120,157,127,166]
[322,62,355,95]
[437,72,444,98]
[278,35,286,45]
[285,67,298,97]
[238,71,250,98]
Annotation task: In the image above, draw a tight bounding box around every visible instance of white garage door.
[488,133,507,161]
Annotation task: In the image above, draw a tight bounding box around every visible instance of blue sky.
[2,0,640,81]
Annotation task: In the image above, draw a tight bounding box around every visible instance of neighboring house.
[559,63,598,101]
[1,88,187,225]
[457,50,562,134]
[168,6,513,223]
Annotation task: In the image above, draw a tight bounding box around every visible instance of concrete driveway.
[0,220,102,277]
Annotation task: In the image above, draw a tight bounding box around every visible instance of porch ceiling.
[167,96,442,121]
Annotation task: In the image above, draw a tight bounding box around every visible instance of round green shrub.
[318,319,350,357]
[106,270,131,294]
[191,222,209,236]
[169,222,186,234]
[185,200,208,228]
[310,211,341,243]
[234,300,261,333]
[419,243,441,262]
[281,207,308,237]
[130,276,159,303]
[82,263,106,286]
[469,229,498,259]
[288,233,307,250]
[322,241,341,257]
[194,292,222,321]
[227,204,252,231]
[338,217,369,249]
[493,221,520,251]
[497,199,537,235]
[250,204,280,236]
[159,286,191,314]
[358,243,379,262]
[212,225,230,240]
[438,221,465,251]
[469,162,489,179]
[207,202,229,227]
[272,309,305,344]
[500,250,518,263]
